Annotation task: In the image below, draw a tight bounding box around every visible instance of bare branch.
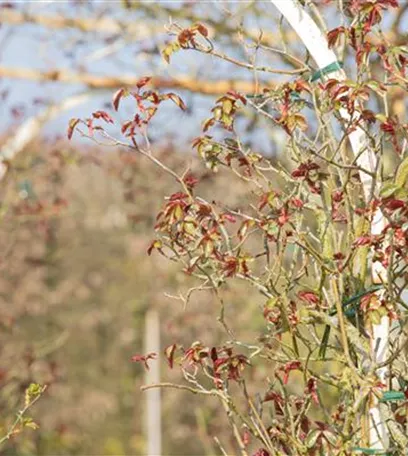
[0,65,266,95]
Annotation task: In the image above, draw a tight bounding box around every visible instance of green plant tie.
[310,61,343,82]
[319,285,384,359]
[380,391,406,402]
[328,285,384,318]
[352,448,392,455]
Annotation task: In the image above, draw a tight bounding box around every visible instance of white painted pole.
[144,309,162,455]
[270,0,389,450]
[0,93,92,181]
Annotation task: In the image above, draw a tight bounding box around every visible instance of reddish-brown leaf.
[353,235,373,246]
[131,352,157,370]
[113,88,127,111]
[327,26,345,48]
[164,344,177,369]
[136,77,151,89]
[92,110,114,124]
[166,93,187,111]
[195,23,209,37]
[298,291,319,305]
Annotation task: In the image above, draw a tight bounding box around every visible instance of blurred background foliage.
[0,137,270,455]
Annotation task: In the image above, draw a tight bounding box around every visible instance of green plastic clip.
[352,448,392,455]
[328,285,384,318]
[310,61,343,82]
[380,391,406,402]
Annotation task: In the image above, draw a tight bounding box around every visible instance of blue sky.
[1,1,406,153]
[0,1,293,151]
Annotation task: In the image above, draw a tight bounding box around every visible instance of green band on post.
[380,391,406,402]
[328,285,384,317]
[352,448,392,455]
[311,61,343,82]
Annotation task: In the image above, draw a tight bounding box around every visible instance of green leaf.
[395,156,408,188]
[25,383,44,407]
[380,181,399,198]
[265,297,279,309]
[369,310,381,325]
[305,429,320,448]
[323,430,337,446]
[375,113,388,123]
[395,187,408,200]
[222,99,233,115]
[161,42,180,64]
[23,418,39,430]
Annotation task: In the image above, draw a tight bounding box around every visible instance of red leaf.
[169,192,189,201]
[252,449,270,456]
[164,344,177,368]
[131,352,157,370]
[113,88,126,111]
[92,110,114,124]
[280,360,302,384]
[298,291,319,305]
[210,347,218,362]
[136,77,151,89]
[277,207,290,226]
[291,162,319,179]
[306,377,319,404]
[332,190,343,202]
[290,198,304,209]
[380,120,396,134]
[361,109,376,124]
[202,117,215,132]
[327,26,345,48]
[353,235,373,246]
[222,213,237,223]
[166,93,187,111]
[183,173,199,190]
[86,118,94,137]
[226,90,247,105]
[195,23,209,37]
[384,199,405,211]
[121,120,133,135]
[242,429,251,447]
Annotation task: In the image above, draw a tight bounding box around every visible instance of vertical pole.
[144,309,162,455]
[369,212,389,450]
[369,314,389,448]
[269,1,389,450]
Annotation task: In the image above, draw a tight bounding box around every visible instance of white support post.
[144,309,162,456]
[0,92,92,181]
[270,0,389,450]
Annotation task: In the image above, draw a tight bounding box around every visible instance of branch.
[0,65,263,95]
[141,382,220,397]
[0,384,46,448]
[1,8,298,49]
[0,9,161,39]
